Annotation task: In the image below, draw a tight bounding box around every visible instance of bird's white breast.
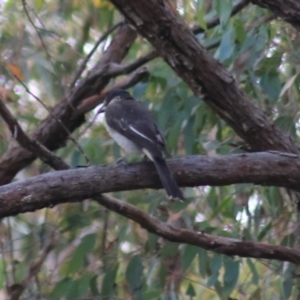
[103,118,141,155]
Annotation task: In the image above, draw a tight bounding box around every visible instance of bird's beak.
[97,104,106,114]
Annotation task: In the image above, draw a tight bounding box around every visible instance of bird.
[98,88,184,200]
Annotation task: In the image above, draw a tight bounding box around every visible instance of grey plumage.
[99,89,184,200]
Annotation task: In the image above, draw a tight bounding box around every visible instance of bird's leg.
[142,154,150,162]
[116,156,127,165]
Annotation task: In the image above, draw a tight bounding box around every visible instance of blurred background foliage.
[0,0,300,299]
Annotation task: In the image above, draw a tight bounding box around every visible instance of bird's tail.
[152,157,184,201]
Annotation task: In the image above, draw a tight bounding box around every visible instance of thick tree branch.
[0,152,300,217]
[1,171,300,263]
[110,0,298,155]
[251,0,300,31]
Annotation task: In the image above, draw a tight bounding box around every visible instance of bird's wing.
[106,116,165,158]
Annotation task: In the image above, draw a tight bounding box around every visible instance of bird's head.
[98,89,132,113]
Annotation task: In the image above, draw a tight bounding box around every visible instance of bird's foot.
[115,157,127,165]
[142,155,150,162]
[76,164,90,168]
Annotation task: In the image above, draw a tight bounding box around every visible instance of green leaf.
[146,233,159,253]
[183,115,196,155]
[101,264,118,298]
[217,0,233,26]
[283,278,293,298]
[260,72,281,101]
[198,248,210,277]
[217,27,235,62]
[275,116,296,136]
[196,6,207,31]
[258,221,272,241]
[50,277,73,299]
[126,254,143,294]
[167,114,183,151]
[234,19,246,44]
[133,82,148,99]
[186,283,196,298]
[222,258,239,297]
[247,259,259,285]
[81,233,97,252]
[90,275,100,296]
[210,196,232,220]
[281,233,295,247]
[161,242,179,258]
[144,290,161,300]
[283,262,295,298]
[249,288,261,300]
[63,233,97,274]
[182,245,199,272]
[207,254,222,286]
[65,274,93,300]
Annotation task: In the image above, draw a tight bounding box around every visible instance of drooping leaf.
[207,254,222,286]
[126,254,144,294]
[182,245,199,272]
[222,257,239,297]
[50,277,73,299]
[62,233,97,274]
[186,283,196,298]
[216,26,235,62]
[101,264,119,298]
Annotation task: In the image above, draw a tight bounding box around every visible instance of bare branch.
[95,194,300,264]
[250,0,300,31]
[70,22,122,89]
[1,152,300,217]
[0,96,69,170]
[22,0,53,63]
[105,51,158,77]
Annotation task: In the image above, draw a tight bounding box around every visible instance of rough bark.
[251,0,300,31]
[110,0,298,155]
[0,152,300,218]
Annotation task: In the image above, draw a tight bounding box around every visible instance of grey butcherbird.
[98,89,184,200]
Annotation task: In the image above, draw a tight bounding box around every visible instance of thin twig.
[105,50,158,77]
[13,76,90,165]
[70,22,122,89]
[8,232,57,300]
[6,218,16,283]
[22,0,55,70]
[30,5,62,39]
[101,209,109,270]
